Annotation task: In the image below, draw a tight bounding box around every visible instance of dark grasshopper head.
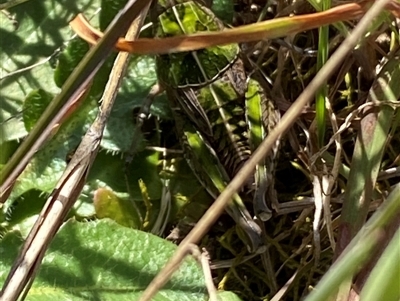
[153,0,239,88]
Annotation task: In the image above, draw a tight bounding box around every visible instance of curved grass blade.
[70,1,400,55]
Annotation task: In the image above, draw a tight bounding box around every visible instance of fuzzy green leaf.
[0,219,209,300]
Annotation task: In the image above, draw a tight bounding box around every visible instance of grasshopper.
[150,0,280,252]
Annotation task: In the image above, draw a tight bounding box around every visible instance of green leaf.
[0,219,209,301]
[4,189,46,228]
[101,56,170,153]
[166,158,212,221]
[0,0,101,143]
[216,291,244,301]
[211,0,234,24]
[53,38,90,88]
[94,188,142,229]
[11,97,96,199]
[22,89,54,131]
[87,150,163,201]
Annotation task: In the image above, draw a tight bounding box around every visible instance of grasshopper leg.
[253,166,273,221]
[173,106,265,253]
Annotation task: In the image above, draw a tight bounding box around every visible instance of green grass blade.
[337,50,400,251]
[315,0,331,146]
[360,224,400,301]
[304,183,400,301]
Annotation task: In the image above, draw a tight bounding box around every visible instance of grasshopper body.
[153,0,279,252]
